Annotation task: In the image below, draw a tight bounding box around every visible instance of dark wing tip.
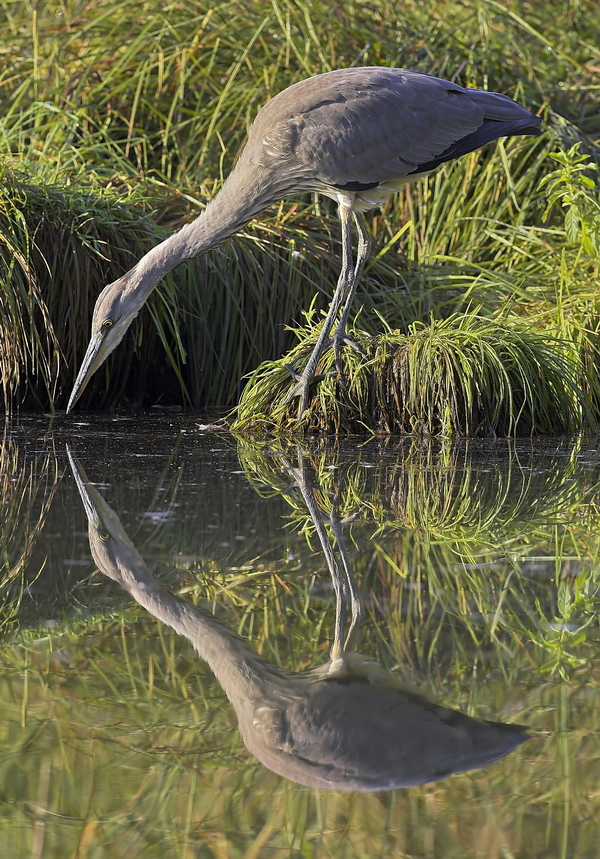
[334,180,380,192]
[408,113,543,175]
[521,122,543,136]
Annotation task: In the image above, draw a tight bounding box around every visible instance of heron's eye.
[99,532,111,542]
[102,319,113,329]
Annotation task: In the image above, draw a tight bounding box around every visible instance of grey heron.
[68,447,528,790]
[66,67,541,414]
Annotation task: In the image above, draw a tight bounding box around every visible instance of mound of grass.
[232,313,593,436]
[0,162,191,410]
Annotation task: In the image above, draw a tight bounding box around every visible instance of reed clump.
[0,0,599,428]
[232,313,592,436]
[0,162,192,409]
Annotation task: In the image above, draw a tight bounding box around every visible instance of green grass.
[232,312,594,435]
[0,0,599,430]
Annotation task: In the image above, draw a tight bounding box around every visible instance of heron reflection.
[68,448,527,791]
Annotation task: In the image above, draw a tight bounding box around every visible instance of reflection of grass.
[0,425,59,635]
[237,435,592,548]
[237,435,600,672]
[1,581,599,857]
[3,427,600,852]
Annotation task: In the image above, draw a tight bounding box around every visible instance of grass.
[0,0,599,430]
[232,311,594,435]
[0,163,190,409]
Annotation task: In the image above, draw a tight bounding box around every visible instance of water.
[1,415,600,857]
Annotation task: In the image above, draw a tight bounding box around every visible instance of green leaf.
[565,205,581,244]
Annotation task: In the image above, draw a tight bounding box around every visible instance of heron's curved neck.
[114,566,285,704]
[123,157,285,300]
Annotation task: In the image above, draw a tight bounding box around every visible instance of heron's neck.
[123,156,284,301]
[114,564,286,704]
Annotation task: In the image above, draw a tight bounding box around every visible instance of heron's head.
[67,274,143,413]
[67,447,145,585]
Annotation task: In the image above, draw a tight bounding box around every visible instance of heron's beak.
[66,322,128,413]
[67,445,123,539]
[66,446,103,527]
[67,444,150,586]
[66,332,108,413]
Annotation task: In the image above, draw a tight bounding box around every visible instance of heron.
[66,67,541,414]
[68,446,528,790]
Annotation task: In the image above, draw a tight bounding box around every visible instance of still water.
[1,415,600,858]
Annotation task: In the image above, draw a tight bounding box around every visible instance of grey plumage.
[256,68,537,196]
[66,67,541,413]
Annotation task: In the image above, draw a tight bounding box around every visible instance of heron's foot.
[284,364,332,384]
[329,331,367,379]
[284,364,333,414]
[284,370,314,415]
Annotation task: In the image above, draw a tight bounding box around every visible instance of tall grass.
[0,0,599,420]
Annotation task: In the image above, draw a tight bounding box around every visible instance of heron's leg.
[285,203,355,414]
[330,213,372,375]
[329,489,363,653]
[283,453,350,663]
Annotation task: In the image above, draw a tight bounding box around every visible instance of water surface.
[1,415,600,857]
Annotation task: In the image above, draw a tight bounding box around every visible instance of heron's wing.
[254,67,538,186]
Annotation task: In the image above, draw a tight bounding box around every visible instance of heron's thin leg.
[329,494,364,652]
[285,202,354,414]
[330,213,372,375]
[283,454,350,663]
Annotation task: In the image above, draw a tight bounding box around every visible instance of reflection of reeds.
[0,616,550,857]
[0,423,59,633]
[237,435,600,675]
[237,435,590,546]
[0,545,599,856]
[376,440,584,539]
[1,429,600,852]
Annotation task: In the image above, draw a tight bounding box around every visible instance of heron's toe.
[283,363,302,383]
[331,332,367,358]
[284,376,312,415]
[329,331,367,379]
[284,364,334,413]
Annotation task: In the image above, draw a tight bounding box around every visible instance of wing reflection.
[68,447,527,791]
